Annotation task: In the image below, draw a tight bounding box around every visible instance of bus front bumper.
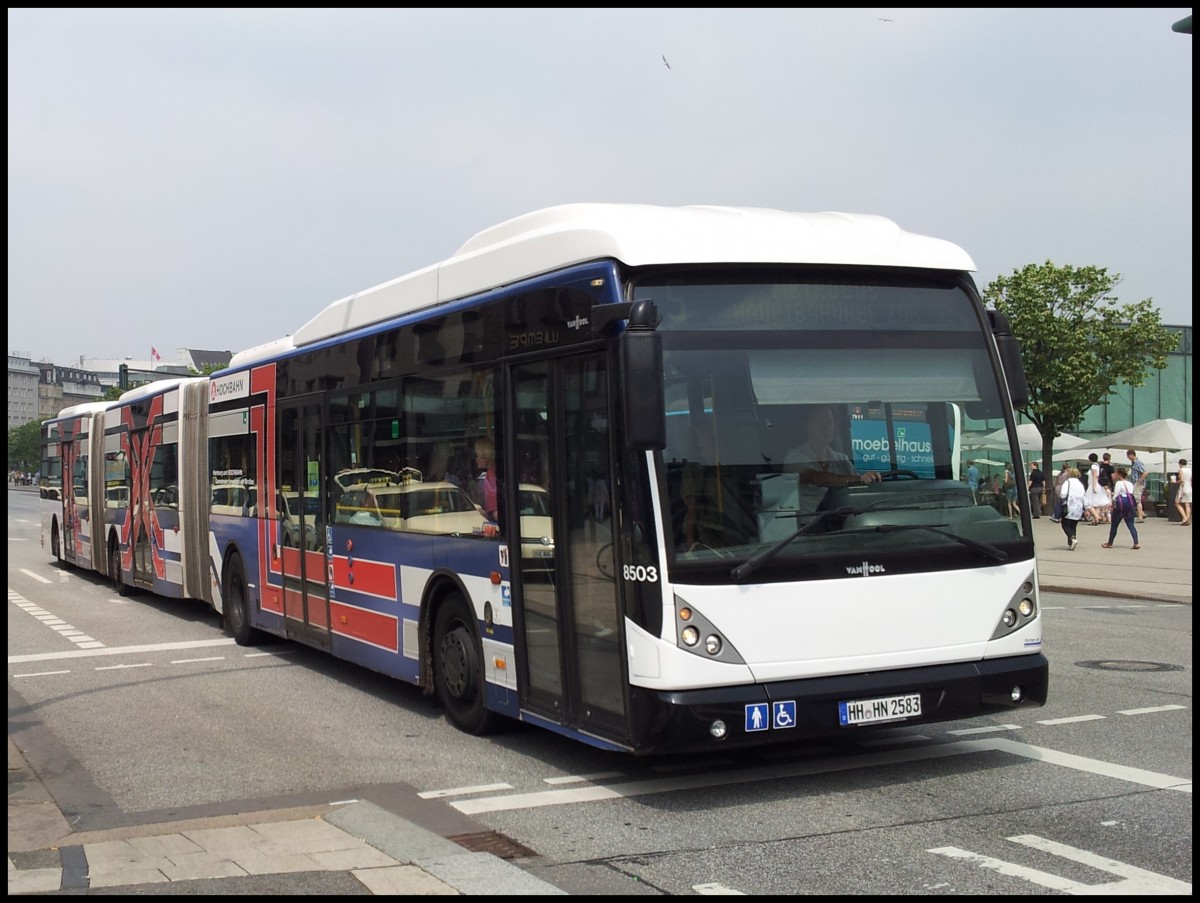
[629,653,1049,755]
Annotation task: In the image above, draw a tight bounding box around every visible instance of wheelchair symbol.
[774,701,796,729]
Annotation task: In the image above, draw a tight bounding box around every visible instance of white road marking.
[931,833,1191,894]
[12,669,72,678]
[693,882,746,894]
[19,569,52,584]
[10,588,106,649]
[96,662,153,671]
[946,724,1020,735]
[1037,715,1106,725]
[1118,704,1185,715]
[418,783,513,799]
[450,734,1192,815]
[450,742,997,814]
[978,738,1191,793]
[8,638,236,664]
[543,772,625,785]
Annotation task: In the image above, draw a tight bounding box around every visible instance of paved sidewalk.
[1032,512,1192,603]
[9,503,1189,895]
[8,737,565,895]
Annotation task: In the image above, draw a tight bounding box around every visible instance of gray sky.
[8,9,1193,367]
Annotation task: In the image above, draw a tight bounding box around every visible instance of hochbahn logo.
[210,374,248,401]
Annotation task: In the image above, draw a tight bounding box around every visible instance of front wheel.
[433,593,501,735]
[223,553,262,646]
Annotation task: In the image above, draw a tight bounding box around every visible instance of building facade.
[7,355,40,428]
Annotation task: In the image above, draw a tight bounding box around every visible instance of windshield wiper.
[730,507,855,582]
[730,512,1009,582]
[856,523,1008,563]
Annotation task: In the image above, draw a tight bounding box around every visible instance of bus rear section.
[41,379,211,602]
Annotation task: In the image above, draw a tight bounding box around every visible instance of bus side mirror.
[988,310,1030,410]
[621,315,666,451]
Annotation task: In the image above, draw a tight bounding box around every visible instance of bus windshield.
[652,274,1021,572]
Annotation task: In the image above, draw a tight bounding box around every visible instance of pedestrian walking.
[1082,453,1109,525]
[1175,457,1192,526]
[1027,460,1046,518]
[1059,466,1086,551]
[1101,467,1140,550]
[1050,462,1070,522]
[1003,463,1019,519]
[1125,449,1147,522]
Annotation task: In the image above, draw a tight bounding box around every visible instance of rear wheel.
[109,538,129,596]
[433,593,501,735]
[223,553,261,646]
[51,523,62,563]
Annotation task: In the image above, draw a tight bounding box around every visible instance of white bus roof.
[281,204,977,351]
[228,335,296,369]
[51,400,114,421]
[118,377,202,404]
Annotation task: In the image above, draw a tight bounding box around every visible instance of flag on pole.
[151,347,161,363]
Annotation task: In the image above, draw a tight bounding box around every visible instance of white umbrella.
[1069,418,1192,478]
[970,423,1086,453]
[1070,418,1191,454]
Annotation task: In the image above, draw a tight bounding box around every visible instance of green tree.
[983,262,1179,473]
[8,420,42,475]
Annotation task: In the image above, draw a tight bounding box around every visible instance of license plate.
[839,692,922,726]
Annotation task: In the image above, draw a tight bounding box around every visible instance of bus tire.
[109,537,129,597]
[51,522,62,563]
[223,553,261,646]
[433,593,501,735]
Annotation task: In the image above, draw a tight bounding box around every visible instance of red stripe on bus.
[330,556,398,600]
[329,601,399,652]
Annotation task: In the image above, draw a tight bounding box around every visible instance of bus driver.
[785,405,880,516]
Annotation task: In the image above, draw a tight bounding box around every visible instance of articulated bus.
[42,204,1047,754]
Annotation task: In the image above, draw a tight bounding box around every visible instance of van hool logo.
[845,560,886,576]
[567,315,589,331]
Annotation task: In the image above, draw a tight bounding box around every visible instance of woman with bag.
[1059,467,1086,551]
[1101,466,1140,550]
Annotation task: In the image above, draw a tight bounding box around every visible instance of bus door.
[277,400,332,649]
[61,437,85,566]
[510,352,628,740]
[128,425,156,587]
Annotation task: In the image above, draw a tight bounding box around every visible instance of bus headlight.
[673,595,745,664]
[990,573,1040,640]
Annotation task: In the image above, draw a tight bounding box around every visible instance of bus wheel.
[223,553,261,646]
[433,593,501,735]
[109,539,129,596]
[51,523,62,563]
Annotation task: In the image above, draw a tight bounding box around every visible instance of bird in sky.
[662,54,671,69]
